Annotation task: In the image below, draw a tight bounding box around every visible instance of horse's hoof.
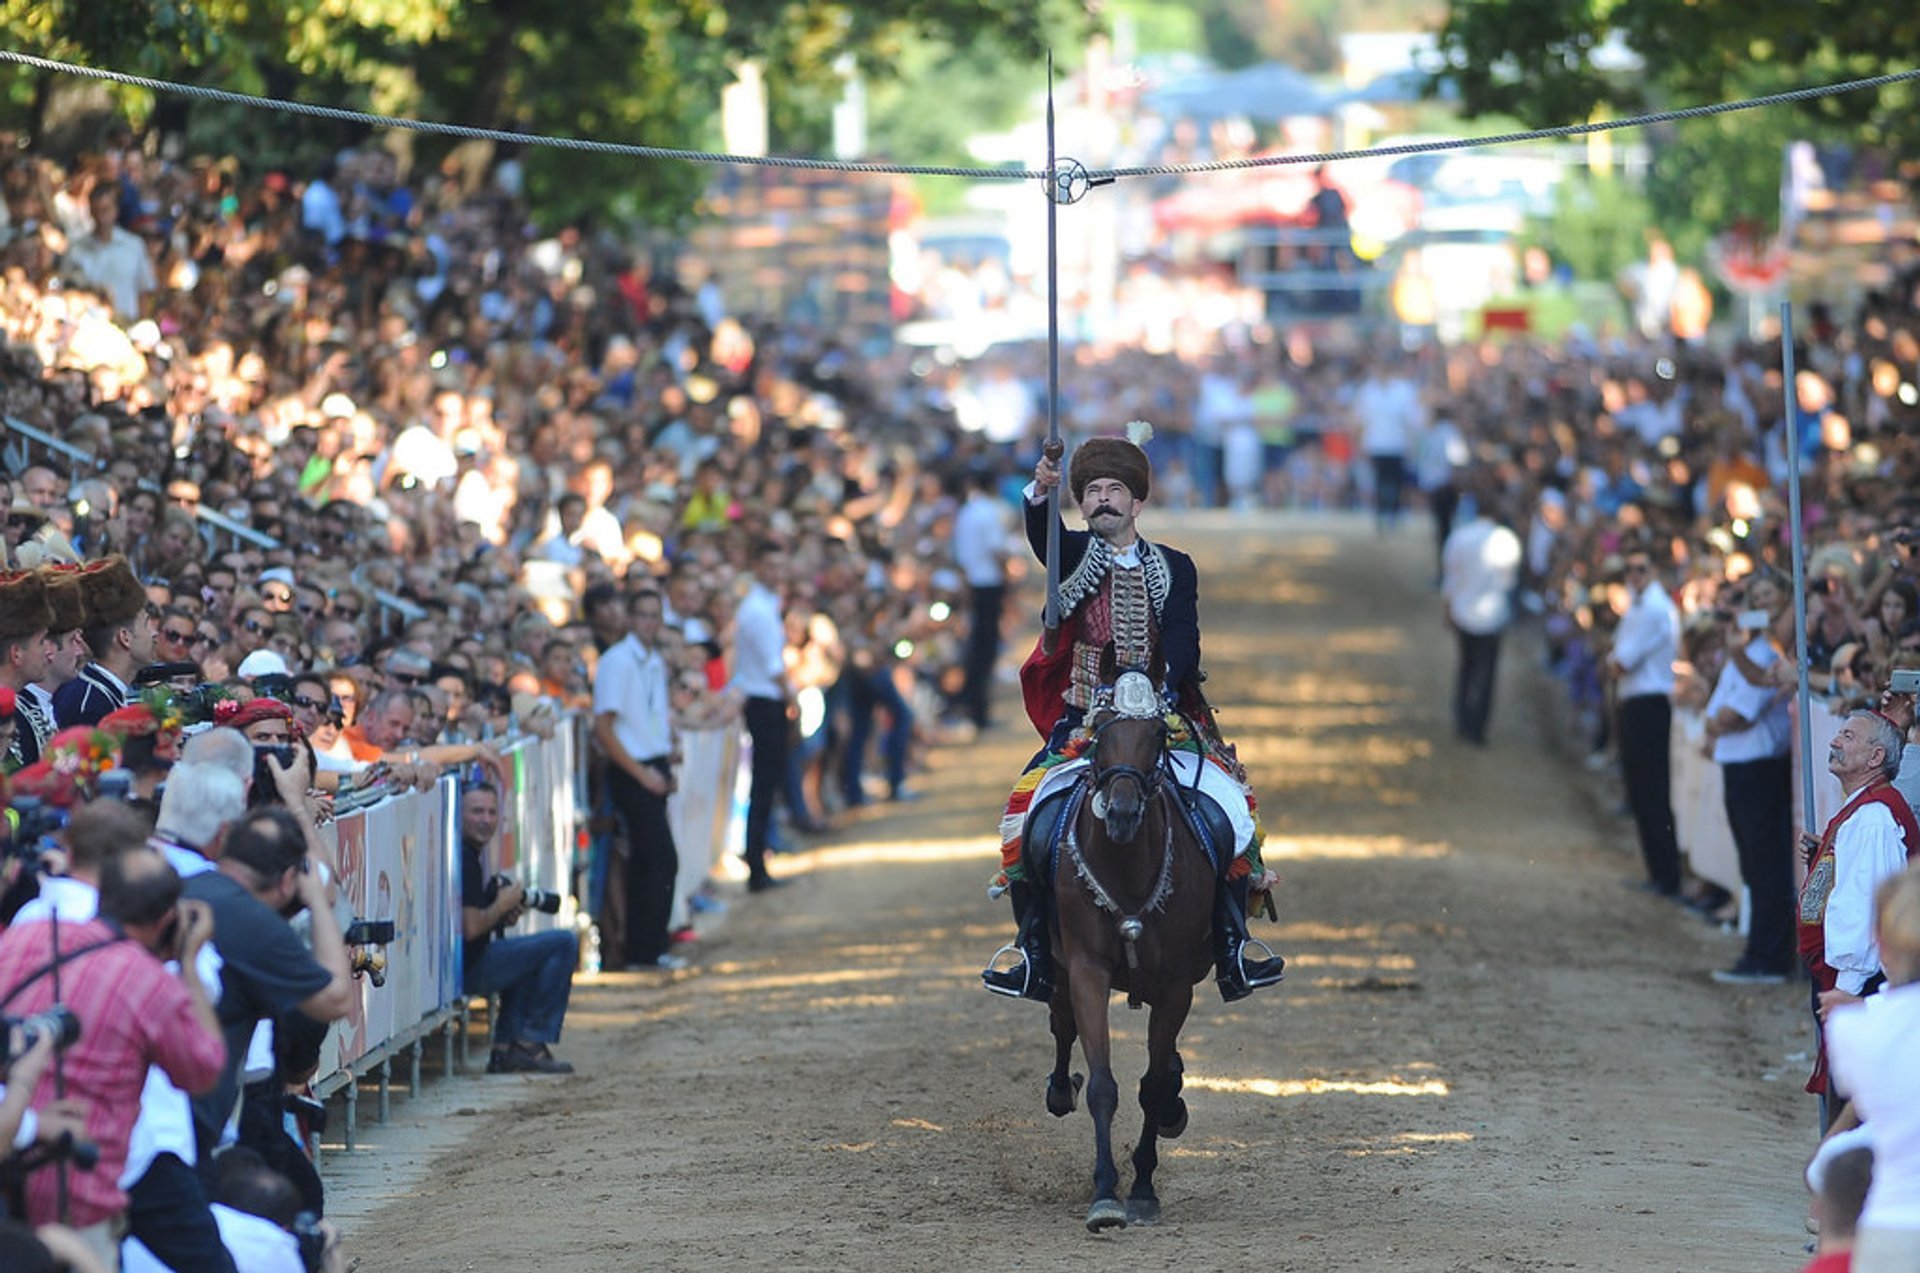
[1159,1097,1188,1140]
[1086,1199,1128,1232]
[1126,1197,1162,1226]
[1046,1072,1084,1118]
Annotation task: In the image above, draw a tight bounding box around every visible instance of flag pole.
[1041,51,1064,654]
[1781,301,1817,836]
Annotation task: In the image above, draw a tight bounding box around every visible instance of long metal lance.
[1041,52,1064,653]
[1781,302,1817,839]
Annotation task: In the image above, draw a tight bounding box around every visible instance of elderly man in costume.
[981,425,1284,1004]
[1800,708,1919,1121]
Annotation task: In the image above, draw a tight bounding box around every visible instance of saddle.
[1020,777,1233,888]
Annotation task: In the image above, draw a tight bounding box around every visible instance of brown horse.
[1042,671,1215,1231]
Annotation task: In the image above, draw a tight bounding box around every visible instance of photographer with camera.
[0,836,224,1269]
[205,1146,342,1273]
[459,783,578,1075]
[178,808,351,1173]
[12,795,239,1273]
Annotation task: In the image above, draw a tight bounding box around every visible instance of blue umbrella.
[1329,68,1460,107]
[1145,62,1332,122]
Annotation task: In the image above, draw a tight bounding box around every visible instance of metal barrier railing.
[4,413,423,630]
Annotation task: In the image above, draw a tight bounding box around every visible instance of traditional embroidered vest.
[1799,779,1920,1095]
[1799,781,1920,976]
[1066,563,1160,711]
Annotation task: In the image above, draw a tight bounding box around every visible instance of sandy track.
[340,511,1815,1272]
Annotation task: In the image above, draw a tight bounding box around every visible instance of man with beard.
[53,556,157,727]
[981,425,1283,1004]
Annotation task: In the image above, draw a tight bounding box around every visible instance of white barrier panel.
[496,724,581,938]
[313,725,578,1090]
[668,727,739,923]
[1671,705,1741,894]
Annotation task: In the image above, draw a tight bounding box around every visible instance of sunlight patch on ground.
[890,1117,946,1132]
[1187,1075,1451,1099]
[810,994,904,1011]
[807,839,997,868]
[1261,834,1449,861]
[1208,704,1405,731]
[1282,952,1417,971]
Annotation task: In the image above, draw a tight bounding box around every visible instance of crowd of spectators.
[5,106,1920,1264]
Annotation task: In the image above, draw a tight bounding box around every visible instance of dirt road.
[341,511,1816,1272]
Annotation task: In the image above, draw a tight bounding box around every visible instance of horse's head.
[1085,670,1169,843]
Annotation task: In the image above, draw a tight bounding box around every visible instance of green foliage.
[1433,0,1920,247]
[0,0,1096,228]
[1523,172,1655,284]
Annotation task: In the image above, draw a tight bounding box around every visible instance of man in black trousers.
[1607,546,1683,895]
[591,588,685,966]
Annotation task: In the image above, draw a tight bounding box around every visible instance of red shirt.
[0,917,225,1227]
[1799,1250,1852,1273]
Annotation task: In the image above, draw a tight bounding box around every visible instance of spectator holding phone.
[1704,572,1797,985]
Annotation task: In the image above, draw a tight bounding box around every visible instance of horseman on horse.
[981,424,1285,1005]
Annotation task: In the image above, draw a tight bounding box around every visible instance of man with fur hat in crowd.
[1,567,56,769]
[981,425,1285,1004]
[27,564,88,752]
[53,555,156,728]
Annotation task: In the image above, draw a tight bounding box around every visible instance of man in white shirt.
[949,468,1011,733]
[1353,356,1426,534]
[63,185,156,320]
[591,588,684,966]
[730,543,791,893]
[1607,548,1683,896]
[1799,711,1917,1115]
[1704,573,1796,984]
[1440,495,1523,747]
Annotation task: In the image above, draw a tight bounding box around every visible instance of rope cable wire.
[1,47,1917,185]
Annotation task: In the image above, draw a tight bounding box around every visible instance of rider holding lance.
[982,425,1285,1004]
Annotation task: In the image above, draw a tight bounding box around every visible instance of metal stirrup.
[982,942,1034,998]
[1237,936,1285,985]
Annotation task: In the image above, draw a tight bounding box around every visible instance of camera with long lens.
[485,872,562,933]
[4,796,69,867]
[3,1004,81,1063]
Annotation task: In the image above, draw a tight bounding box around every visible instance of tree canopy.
[0,0,1093,226]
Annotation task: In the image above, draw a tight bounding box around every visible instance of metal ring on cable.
[1045,158,1092,205]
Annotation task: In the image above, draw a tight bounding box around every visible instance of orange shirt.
[341,725,384,763]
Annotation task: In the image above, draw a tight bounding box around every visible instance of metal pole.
[1781,301,1817,833]
[1041,52,1064,652]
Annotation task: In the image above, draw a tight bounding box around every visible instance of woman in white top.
[1827,864,1920,1272]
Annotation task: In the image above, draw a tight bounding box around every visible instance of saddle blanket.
[1022,751,1255,857]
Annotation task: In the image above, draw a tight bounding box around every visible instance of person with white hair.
[1801,709,1920,1121]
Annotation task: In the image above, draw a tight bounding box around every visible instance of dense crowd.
[3,112,1920,1268]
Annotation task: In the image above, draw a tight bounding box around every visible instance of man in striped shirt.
[0,838,225,1266]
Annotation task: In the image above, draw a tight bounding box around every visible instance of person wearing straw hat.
[983,423,1284,1004]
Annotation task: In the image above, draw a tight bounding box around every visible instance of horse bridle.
[1085,672,1171,822]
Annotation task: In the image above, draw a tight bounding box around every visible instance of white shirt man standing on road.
[591,588,684,970]
[1608,547,1683,896]
[1440,492,1522,747]
[730,542,791,893]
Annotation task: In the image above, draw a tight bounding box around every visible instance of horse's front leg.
[1046,983,1083,1117]
[1069,965,1125,1231]
[1128,979,1193,1225]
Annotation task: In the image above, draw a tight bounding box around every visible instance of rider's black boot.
[1214,874,1285,1003]
[982,881,1054,1002]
